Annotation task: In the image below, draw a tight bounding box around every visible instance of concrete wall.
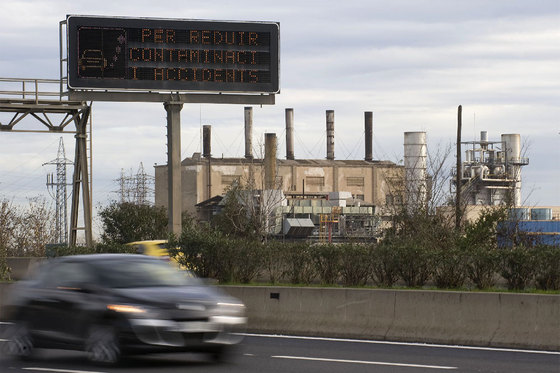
[221,286,560,351]
[6,258,44,281]
[2,279,557,350]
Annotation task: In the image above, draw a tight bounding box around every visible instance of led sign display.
[67,16,279,93]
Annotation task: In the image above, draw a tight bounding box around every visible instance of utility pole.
[456,105,462,230]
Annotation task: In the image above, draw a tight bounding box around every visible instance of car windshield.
[93,258,198,288]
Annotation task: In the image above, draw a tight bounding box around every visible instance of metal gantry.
[0,78,93,247]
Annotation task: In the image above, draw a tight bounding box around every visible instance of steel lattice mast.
[44,137,73,245]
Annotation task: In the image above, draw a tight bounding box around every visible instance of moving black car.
[1,254,246,364]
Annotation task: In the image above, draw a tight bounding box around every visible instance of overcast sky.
[0,0,559,235]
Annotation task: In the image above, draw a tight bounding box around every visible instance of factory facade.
[154,156,401,217]
[154,109,405,239]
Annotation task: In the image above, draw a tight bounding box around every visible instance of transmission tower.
[115,162,154,205]
[134,162,154,205]
[44,137,73,245]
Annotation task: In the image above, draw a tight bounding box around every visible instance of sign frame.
[66,15,280,94]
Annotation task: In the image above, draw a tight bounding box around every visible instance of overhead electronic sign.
[66,16,280,93]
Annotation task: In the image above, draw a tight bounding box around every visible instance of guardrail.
[0,77,65,103]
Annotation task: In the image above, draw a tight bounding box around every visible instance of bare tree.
[11,198,56,256]
[0,199,18,253]
[212,136,286,241]
[0,198,16,279]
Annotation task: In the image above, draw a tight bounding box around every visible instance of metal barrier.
[0,77,65,103]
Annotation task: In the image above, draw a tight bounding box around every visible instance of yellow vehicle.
[126,240,188,270]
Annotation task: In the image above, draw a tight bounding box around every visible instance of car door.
[34,261,97,344]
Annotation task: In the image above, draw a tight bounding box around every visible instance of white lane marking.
[23,368,108,373]
[239,333,560,355]
[273,355,457,370]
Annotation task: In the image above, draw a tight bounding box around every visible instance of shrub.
[283,242,316,285]
[45,244,135,257]
[460,208,506,289]
[99,202,168,245]
[499,245,536,291]
[262,240,288,284]
[433,245,467,289]
[393,239,433,287]
[339,243,372,287]
[370,242,399,287]
[534,245,560,290]
[463,245,500,289]
[170,224,221,279]
[310,243,341,285]
[0,246,11,281]
[233,239,264,283]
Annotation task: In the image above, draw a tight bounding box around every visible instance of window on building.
[221,175,241,185]
[346,177,364,187]
[306,176,325,186]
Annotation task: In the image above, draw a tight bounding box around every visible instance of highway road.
[1,333,558,373]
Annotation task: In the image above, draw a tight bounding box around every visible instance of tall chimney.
[202,125,211,158]
[502,133,522,206]
[264,133,277,189]
[326,110,335,160]
[285,108,294,160]
[244,106,253,159]
[480,131,488,150]
[404,131,428,213]
[365,111,373,161]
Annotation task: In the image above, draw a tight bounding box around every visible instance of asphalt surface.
[1,333,558,373]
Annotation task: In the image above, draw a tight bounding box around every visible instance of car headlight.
[107,304,164,320]
[216,301,246,316]
[107,304,147,314]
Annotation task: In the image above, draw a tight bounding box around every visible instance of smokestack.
[365,111,373,161]
[202,125,211,158]
[264,133,277,189]
[502,133,522,206]
[244,106,253,159]
[326,110,334,160]
[481,131,488,150]
[285,108,294,160]
[404,131,428,212]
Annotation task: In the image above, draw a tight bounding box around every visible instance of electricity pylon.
[44,137,73,245]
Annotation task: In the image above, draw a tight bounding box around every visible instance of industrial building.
[455,131,529,206]
[450,131,560,246]
[155,109,406,240]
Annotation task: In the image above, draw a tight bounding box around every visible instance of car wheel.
[208,345,234,364]
[85,324,121,365]
[4,322,34,359]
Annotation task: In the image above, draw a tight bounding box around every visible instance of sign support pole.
[69,105,93,247]
[165,101,183,236]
